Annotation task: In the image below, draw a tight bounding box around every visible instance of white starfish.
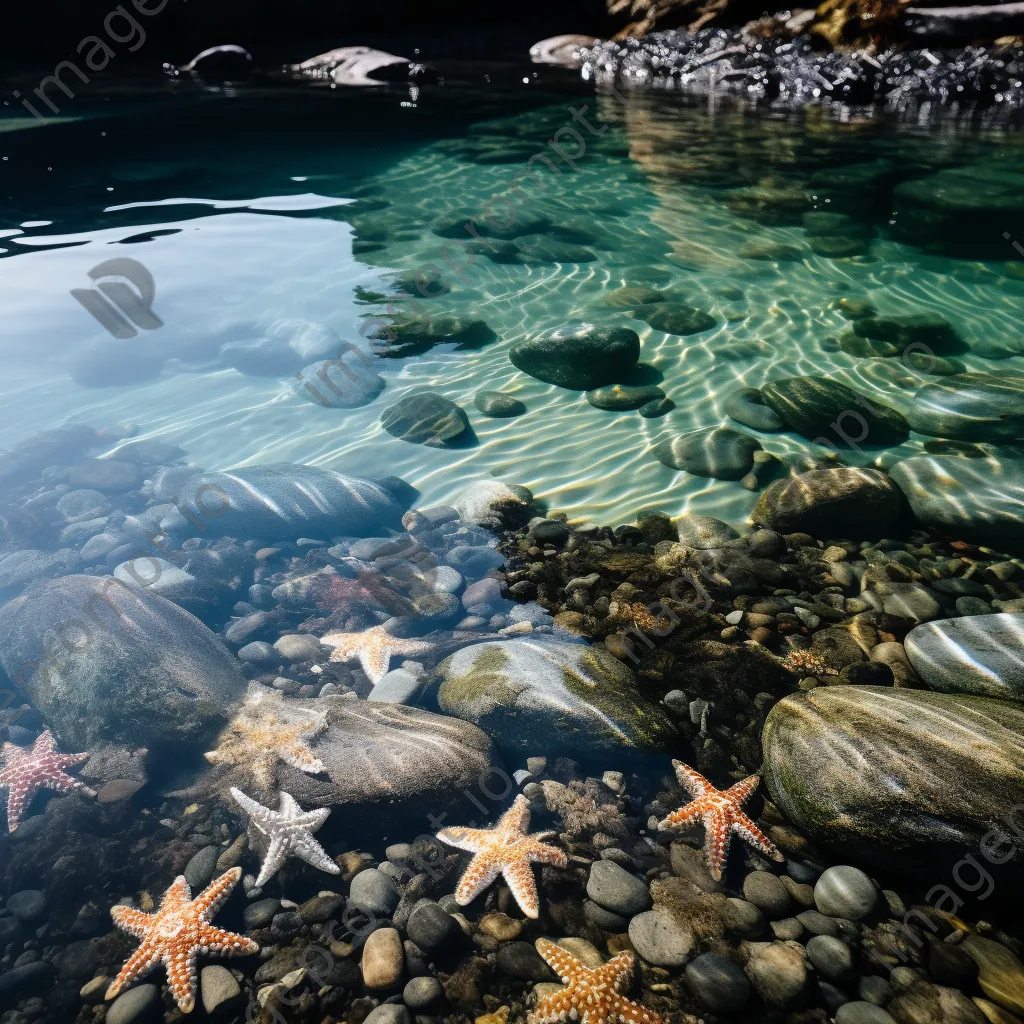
[230,787,340,893]
[318,624,432,685]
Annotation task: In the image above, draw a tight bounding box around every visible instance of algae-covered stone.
[762,686,1024,877]
[638,303,717,336]
[510,322,640,391]
[852,312,965,354]
[889,455,1024,553]
[427,638,677,756]
[753,468,903,539]
[604,287,666,308]
[760,376,909,446]
[906,373,1024,443]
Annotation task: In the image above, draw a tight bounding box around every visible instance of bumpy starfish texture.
[437,794,567,918]
[529,938,663,1024]
[319,624,432,685]
[659,760,784,880]
[205,684,327,791]
[106,867,258,1013]
[230,787,340,892]
[0,729,96,832]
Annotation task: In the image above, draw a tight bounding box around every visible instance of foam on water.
[1,91,1022,527]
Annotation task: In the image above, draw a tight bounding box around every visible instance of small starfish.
[659,760,784,880]
[319,624,432,685]
[0,729,96,832]
[529,938,663,1024]
[106,867,258,1013]
[437,794,567,918]
[205,684,327,792]
[230,787,340,893]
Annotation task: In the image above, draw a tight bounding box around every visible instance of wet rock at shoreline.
[889,455,1024,552]
[760,376,909,446]
[905,613,1024,701]
[160,464,416,540]
[426,637,677,756]
[0,574,246,754]
[509,323,641,390]
[753,468,903,538]
[762,686,1024,876]
[652,426,762,480]
[381,392,476,448]
[474,391,526,418]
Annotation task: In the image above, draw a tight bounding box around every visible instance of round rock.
[474,391,526,418]
[814,866,880,921]
[403,976,442,1008]
[684,952,751,1012]
[106,983,160,1024]
[628,909,693,966]
[586,861,651,917]
[806,934,855,981]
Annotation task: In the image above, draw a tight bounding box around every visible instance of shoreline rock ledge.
[761,685,1024,878]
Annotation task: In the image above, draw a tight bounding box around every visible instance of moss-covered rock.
[425,638,677,756]
[762,686,1024,878]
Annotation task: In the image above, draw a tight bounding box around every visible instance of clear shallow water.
[2,82,1023,526]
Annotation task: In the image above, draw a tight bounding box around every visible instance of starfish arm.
[4,779,33,831]
[602,950,636,991]
[528,839,569,868]
[454,852,502,905]
[607,992,664,1024]
[535,937,584,983]
[436,826,493,852]
[530,987,576,1024]
[50,769,95,797]
[725,774,762,805]
[193,867,243,919]
[165,947,198,1013]
[732,812,785,863]
[56,751,89,769]
[502,859,541,919]
[110,904,154,939]
[33,730,57,754]
[359,644,392,685]
[105,940,162,1001]
[294,833,341,875]
[159,876,193,912]
[703,810,733,880]
[672,761,712,799]
[197,922,260,956]
[499,794,531,833]
[659,800,704,830]
[277,790,302,816]
[254,837,288,890]
[231,787,274,824]
[294,807,332,833]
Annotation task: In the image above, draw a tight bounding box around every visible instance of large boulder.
[0,575,246,754]
[906,373,1024,442]
[760,376,909,447]
[762,686,1024,877]
[905,613,1024,702]
[159,464,416,540]
[509,322,640,390]
[889,455,1024,552]
[425,638,677,756]
[752,468,903,538]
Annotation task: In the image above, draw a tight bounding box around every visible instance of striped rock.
[905,613,1024,702]
[427,638,677,756]
[159,464,416,540]
[889,455,1024,552]
[762,686,1024,877]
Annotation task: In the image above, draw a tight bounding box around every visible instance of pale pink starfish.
[0,729,96,832]
[436,794,567,918]
[659,760,783,879]
[319,624,431,684]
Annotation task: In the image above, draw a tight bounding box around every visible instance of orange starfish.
[437,794,567,918]
[529,938,663,1024]
[106,867,258,1013]
[659,760,784,880]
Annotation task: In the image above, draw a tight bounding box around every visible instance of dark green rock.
[762,686,1024,878]
[852,313,966,355]
[639,303,717,336]
[587,385,666,411]
[639,397,675,419]
[604,287,666,308]
[760,375,909,446]
[509,322,640,390]
[474,391,526,418]
[724,388,785,432]
[738,240,804,262]
[907,372,1024,442]
[514,235,597,264]
[652,427,762,480]
[380,392,475,447]
[752,467,903,538]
